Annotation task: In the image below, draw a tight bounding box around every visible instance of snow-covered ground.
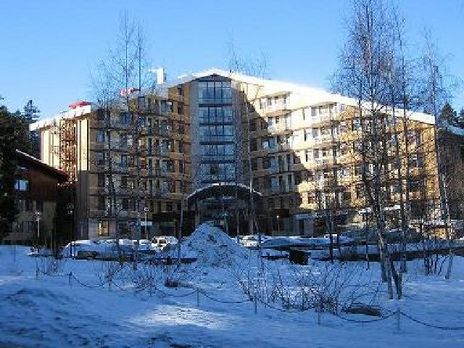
[1,224,464,347]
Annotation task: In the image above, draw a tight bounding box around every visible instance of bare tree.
[92,13,155,267]
[418,33,454,279]
[228,47,268,266]
[333,0,402,299]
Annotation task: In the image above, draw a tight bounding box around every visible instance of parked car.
[152,236,178,251]
[322,234,355,245]
[239,234,272,248]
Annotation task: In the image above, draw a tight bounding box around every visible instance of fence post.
[68,272,72,287]
[253,284,258,315]
[196,288,200,307]
[396,309,401,332]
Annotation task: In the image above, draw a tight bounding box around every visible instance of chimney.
[148,67,166,85]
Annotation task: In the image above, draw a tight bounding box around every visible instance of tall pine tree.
[0,104,35,239]
[439,102,457,127]
[22,100,40,157]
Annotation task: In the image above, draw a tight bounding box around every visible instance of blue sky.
[0,0,463,118]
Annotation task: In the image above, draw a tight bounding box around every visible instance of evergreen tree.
[0,104,34,239]
[22,100,40,157]
[456,108,464,128]
[439,102,457,127]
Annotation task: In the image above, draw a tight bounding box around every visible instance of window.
[251,158,258,171]
[15,179,29,191]
[312,128,320,139]
[305,150,311,162]
[97,109,105,120]
[120,134,128,149]
[198,80,232,104]
[408,179,423,193]
[304,129,310,142]
[250,139,257,152]
[36,200,43,212]
[98,221,109,237]
[120,176,128,188]
[263,158,271,169]
[98,196,106,210]
[97,173,105,187]
[96,130,105,143]
[352,119,362,131]
[249,119,256,131]
[262,137,276,150]
[120,155,128,168]
[293,172,302,186]
[122,198,129,210]
[210,163,219,175]
[96,152,105,166]
[25,200,32,211]
[119,112,131,124]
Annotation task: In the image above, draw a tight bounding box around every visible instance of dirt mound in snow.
[183,223,249,267]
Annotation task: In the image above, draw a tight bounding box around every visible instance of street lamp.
[276,214,280,235]
[34,211,42,251]
[66,203,74,257]
[143,207,150,239]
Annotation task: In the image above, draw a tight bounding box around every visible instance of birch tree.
[333,0,402,299]
[92,13,154,267]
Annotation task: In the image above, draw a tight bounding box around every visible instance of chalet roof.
[15,150,68,181]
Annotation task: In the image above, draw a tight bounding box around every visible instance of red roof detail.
[69,100,92,109]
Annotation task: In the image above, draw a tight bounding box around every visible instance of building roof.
[30,104,93,131]
[161,68,435,125]
[31,67,435,128]
[15,150,68,181]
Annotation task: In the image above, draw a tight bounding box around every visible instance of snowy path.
[1,246,464,347]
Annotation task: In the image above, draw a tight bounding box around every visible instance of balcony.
[266,143,291,153]
[267,123,291,134]
[308,113,338,126]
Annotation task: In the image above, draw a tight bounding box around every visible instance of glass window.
[98,196,105,210]
[120,155,128,168]
[96,152,105,165]
[15,179,29,191]
[96,130,105,143]
[122,198,129,210]
[97,173,105,187]
[119,112,131,124]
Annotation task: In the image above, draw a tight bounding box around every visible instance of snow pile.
[183,223,250,267]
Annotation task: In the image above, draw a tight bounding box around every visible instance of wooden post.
[396,308,401,332]
[253,284,258,315]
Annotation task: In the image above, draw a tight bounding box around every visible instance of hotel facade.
[32,69,446,239]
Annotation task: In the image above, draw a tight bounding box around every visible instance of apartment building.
[32,68,444,238]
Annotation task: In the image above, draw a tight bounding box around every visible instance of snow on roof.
[444,124,464,137]
[161,68,434,125]
[30,104,93,131]
[31,68,434,128]
[15,149,68,179]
